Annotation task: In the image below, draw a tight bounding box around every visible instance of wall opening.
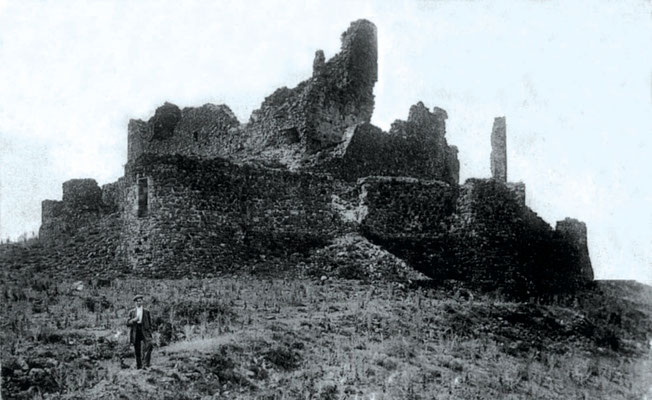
[281,127,300,144]
[137,177,148,217]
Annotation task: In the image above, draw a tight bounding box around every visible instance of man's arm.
[126,310,137,326]
[146,310,155,330]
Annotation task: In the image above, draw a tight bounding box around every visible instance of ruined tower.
[491,117,507,182]
[556,218,594,281]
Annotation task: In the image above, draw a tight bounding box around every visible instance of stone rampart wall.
[358,177,592,295]
[127,103,243,162]
[40,179,106,243]
[61,179,103,210]
[120,155,350,277]
[450,179,590,294]
[359,176,457,237]
[312,103,459,185]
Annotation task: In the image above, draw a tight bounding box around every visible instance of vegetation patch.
[1,272,650,399]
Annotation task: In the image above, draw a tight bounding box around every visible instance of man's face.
[135,298,143,307]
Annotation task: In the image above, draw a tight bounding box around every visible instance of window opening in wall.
[137,177,148,217]
[193,131,199,142]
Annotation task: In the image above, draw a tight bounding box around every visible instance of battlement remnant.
[246,19,378,159]
[41,200,63,221]
[491,116,507,182]
[40,179,107,243]
[556,217,593,280]
[127,102,241,162]
[62,179,102,210]
[150,102,182,140]
[311,102,459,184]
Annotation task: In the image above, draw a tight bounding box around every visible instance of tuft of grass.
[263,345,302,371]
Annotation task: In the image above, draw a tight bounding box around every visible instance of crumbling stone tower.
[556,218,594,281]
[246,19,379,157]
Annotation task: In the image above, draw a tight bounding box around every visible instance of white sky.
[0,0,650,284]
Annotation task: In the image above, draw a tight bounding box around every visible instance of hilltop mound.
[1,272,650,399]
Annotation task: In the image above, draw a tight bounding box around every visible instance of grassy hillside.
[1,267,651,399]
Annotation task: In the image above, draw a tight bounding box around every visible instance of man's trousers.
[134,324,152,368]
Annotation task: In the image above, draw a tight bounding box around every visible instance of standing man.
[127,294,153,369]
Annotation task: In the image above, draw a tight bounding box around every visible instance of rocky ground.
[1,261,651,399]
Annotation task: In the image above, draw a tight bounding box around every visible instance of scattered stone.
[17,357,29,371]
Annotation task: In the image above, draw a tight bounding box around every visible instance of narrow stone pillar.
[491,117,507,182]
[313,50,325,76]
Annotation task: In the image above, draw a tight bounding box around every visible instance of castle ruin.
[36,20,593,295]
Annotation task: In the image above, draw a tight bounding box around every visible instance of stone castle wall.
[448,179,587,294]
[38,179,125,275]
[358,177,591,294]
[118,155,351,277]
[359,176,458,238]
[127,103,244,162]
[312,103,459,185]
[40,179,105,243]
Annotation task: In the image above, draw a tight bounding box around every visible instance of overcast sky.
[0,0,650,284]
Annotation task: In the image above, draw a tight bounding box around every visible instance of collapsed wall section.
[40,179,105,242]
[120,155,351,277]
[357,177,593,295]
[312,103,460,185]
[358,176,460,278]
[124,20,458,184]
[452,179,592,293]
[126,20,379,169]
[245,19,378,160]
[37,179,125,275]
[128,103,243,162]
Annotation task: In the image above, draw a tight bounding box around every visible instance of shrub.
[263,345,302,371]
[161,299,234,325]
[203,346,253,389]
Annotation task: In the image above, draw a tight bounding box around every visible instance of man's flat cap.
[133,294,144,301]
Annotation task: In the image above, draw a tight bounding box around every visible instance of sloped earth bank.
[1,274,651,399]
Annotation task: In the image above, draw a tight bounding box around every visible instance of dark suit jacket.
[127,308,153,344]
